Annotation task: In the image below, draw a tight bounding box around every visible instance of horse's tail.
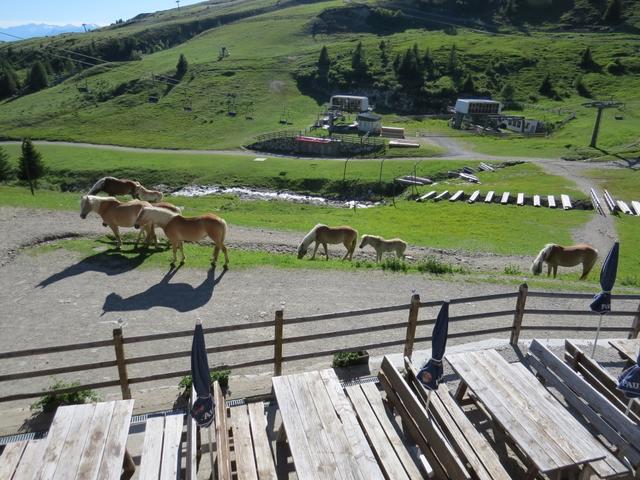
[531,243,555,275]
[88,177,106,195]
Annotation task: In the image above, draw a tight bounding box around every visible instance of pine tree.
[603,0,623,23]
[397,48,421,90]
[26,61,49,92]
[539,73,554,97]
[580,47,597,70]
[392,53,401,73]
[351,42,368,81]
[0,64,19,99]
[422,48,435,79]
[318,46,331,76]
[447,44,459,78]
[461,74,475,94]
[18,138,45,195]
[176,54,188,79]
[379,40,389,68]
[0,146,13,181]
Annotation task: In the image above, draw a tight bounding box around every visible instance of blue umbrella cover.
[618,354,640,400]
[590,242,619,314]
[190,320,215,427]
[418,302,449,390]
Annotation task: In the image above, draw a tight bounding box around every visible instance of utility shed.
[357,113,382,135]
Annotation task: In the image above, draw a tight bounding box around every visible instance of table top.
[1,399,134,480]
[272,369,384,480]
[609,339,639,363]
[447,349,608,474]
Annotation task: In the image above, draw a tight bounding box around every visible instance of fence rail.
[0,284,638,404]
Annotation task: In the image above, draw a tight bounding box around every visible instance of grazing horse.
[134,206,229,268]
[80,195,154,248]
[297,224,358,261]
[359,234,407,262]
[88,176,140,198]
[531,243,598,280]
[134,183,163,203]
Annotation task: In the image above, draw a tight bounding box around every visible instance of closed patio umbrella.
[417,301,449,412]
[589,242,619,356]
[617,353,640,417]
[190,319,215,469]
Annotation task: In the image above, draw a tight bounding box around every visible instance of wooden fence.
[0,285,638,404]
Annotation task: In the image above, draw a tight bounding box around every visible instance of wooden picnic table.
[272,369,385,480]
[447,349,608,480]
[609,339,639,364]
[0,399,135,480]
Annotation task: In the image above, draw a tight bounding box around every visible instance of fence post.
[404,294,421,360]
[112,328,132,400]
[510,283,528,346]
[274,310,284,377]
[629,302,640,339]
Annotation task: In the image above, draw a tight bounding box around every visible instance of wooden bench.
[214,381,277,480]
[404,357,512,480]
[527,340,638,479]
[138,386,201,480]
[378,356,471,480]
[345,381,427,479]
[564,340,640,422]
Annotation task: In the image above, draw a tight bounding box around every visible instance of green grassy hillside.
[0,0,638,154]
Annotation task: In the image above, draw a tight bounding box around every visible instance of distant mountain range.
[0,23,100,41]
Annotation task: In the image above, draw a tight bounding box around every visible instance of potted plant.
[331,351,369,368]
[176,369,231,408]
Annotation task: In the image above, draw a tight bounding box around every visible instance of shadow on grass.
[102,265,226,313]
[37,244,153,288]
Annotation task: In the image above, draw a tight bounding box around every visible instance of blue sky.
[0,0,204,27]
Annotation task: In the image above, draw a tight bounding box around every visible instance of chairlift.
[279,105,290,125]
[245,102,254,120]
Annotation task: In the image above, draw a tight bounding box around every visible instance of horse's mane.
[87,177,107,195]
[531,243,556,275]
[298,224,326,251]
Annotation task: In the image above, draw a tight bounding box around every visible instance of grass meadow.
[1,2,638,156]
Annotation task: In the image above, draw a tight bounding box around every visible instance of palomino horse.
[88,176,140,198]
[531,243,598,280]
[80,195,154,248]
[134,206,229,268]
[297,224,358,261]
[134,183,163,203]
[359,234,407,262]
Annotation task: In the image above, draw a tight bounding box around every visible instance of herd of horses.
[80,176,599,278]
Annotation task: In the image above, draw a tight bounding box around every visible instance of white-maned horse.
[531,243,598,280]
[297,224,358,261]
[134,184,163,203]
[359,234,407,262]
[135,206,229,268]
[80,195,154,248]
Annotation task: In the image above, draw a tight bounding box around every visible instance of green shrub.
[381,257,408,272]
[503,264,522,275]
[332,351,367,368]
[179,369,230,391]
[417,256,455,274]
[30,379,99,413]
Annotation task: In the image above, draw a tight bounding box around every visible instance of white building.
[451,99,502,129]
[330,95,370,113]
[357,113,382,134]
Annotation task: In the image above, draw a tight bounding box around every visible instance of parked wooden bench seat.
[214,381,277,480]
[378,355,471,480]
[345,381,427,479]
[404,357,512,480]
[139,413,185,480]
[564,340,640,422]
[527,339,639,479]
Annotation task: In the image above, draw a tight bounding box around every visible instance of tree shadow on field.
[37,248,151,288]
[101,265,225,314]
